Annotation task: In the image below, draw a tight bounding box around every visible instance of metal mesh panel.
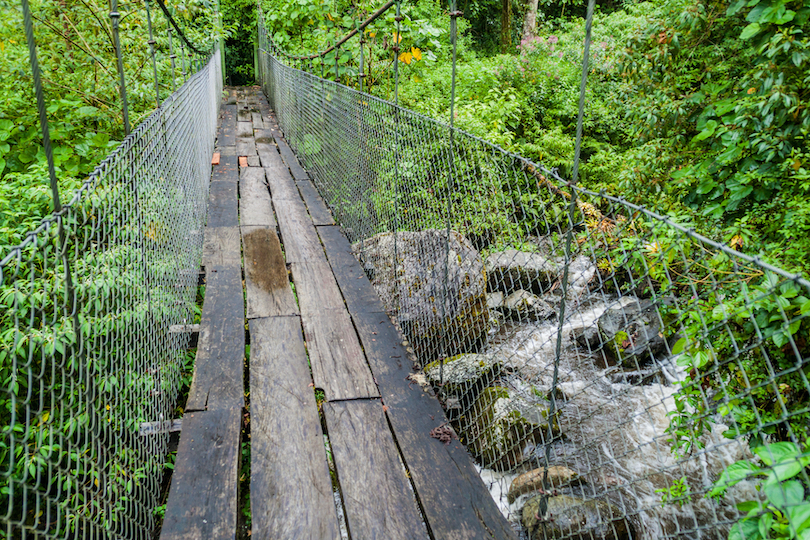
[259,24,810,540]
[1,50,221,539]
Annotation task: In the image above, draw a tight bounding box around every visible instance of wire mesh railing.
[260,12,810,540]
[0,49,221,539]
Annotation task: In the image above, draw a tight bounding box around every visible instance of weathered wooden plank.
[161,408,242,540]
[242,226,298,318]
[217,104,237,147]
[236,137,257,157]
[207,182,238,228]
[254,129,284,169]
[317,226,386,314]
[251,111,264,129]
[186,264,245,411]
[271,132,309,181]
[237,121,253,138]
[237,105,251,122]
[324,400,426,540]
[290,261,344,313]
[298,180,334,226]
[351,311,517,540]
[239,168,275,227]
[202,227,241,268]
[211,154,238,182]
[299,306,378,401]
[271,189,322,264]
[247,155,260,167]
[265,166,300,201]
[249,317,341,540]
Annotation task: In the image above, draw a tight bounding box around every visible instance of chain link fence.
[0,50,221,539]
[259,21,810,539]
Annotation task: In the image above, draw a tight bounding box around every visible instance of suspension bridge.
[3,0,810,539]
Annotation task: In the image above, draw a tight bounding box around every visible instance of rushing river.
[473,290,759,539]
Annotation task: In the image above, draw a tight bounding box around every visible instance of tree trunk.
[521,0,539,43]
[500,0,512,53]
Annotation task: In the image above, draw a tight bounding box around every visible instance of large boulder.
[354,230,488,364]
[423,354,502,415]
[597,298,666,368]
[522,495,631,540]
[507,466,581,503]
[485,250,561,295]
[463,386,557,471]
[502,290,556,322]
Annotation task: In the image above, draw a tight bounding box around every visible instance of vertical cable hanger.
[392,0,402,315]
[539,0,596,525]
[110,0,131,135]
[145,0,161,108]
[168,27,177,92]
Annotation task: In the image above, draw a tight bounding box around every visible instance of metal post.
[145,0,161,107]
[180,41,187,81]
[110,0,131,135]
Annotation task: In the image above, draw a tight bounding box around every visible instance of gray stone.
[597,298,666,368]
[485,250,561,295]
[354,230,488,363]
[522,495,631,540]
[507,466,582,503]
[463,386,557,471]
[487,292,505,309]
[424,354,502,413]
[571,325,601,349]
[503,290,556,322]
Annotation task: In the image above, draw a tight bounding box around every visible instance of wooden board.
[160,408,242,540]
[351,311,517,540]
[289,261,344,313]
[242,226,298,318]
[237,105,251,122]
[211,154,238,182]
[323,400,426,540]
[237,121,253,138]
[217,104,237,147]
[272,193,323,264]
[298,180,335,226]
[236,137,257,157]
[317,226,386,314]
[254,129,284,169]
[202,227,241,269]
[207,181,238,228]
[265,166,300,201]
[186,264,245,411]
[239,168,275,228]
[271,132,309,181]
[249,317,341,540]
[251,111,264,129]
[247,155,260,167]
[299,306,378,401]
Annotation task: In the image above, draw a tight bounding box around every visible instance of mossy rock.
[424,354,502,416]
[522,495,631,540]
[598,298,666,368]
[462,386,558,471]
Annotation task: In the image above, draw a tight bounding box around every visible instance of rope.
[540,0,596,524]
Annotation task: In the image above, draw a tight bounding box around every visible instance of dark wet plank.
[351,311,517,540]
[161,408,241,540]
[217,104,237,147]
[211,153,238,181]
[207,181,238,227]
[239,167,275,228]
[297,180,334,226]
[242,226,298,318]
[323,400,425,540]
[249,317,341,540]
[237,105,251,122]
[299,306,378,401]
[317,225,386,314]
[186,263,245,411]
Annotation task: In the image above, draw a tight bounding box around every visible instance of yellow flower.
[411,47,422,61]
[399,51,412,64]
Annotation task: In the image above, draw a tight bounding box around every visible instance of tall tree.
[521,0,538,42]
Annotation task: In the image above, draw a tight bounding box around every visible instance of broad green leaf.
[740,22,761,40]
[788,503,810,532]
[672,337,686,355]
[754,442,801,466]
[764,479,803,508]
[729,519,761,540]
[708,460,758,497]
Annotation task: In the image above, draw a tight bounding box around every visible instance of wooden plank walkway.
[161,87,516,540]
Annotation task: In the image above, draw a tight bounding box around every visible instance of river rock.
[571,325,601,349]
[507,466,581,503]
[485,250,561,295]
[487,292,505,309]
[354,230,488,363]
[464,386,557,471]
[502,290,556,321]
[522,495,631,540]
[597,298,666,368]
[423,354,502,413]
